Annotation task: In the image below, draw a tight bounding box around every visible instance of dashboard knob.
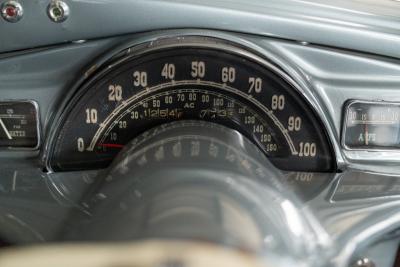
[1,1,23,23]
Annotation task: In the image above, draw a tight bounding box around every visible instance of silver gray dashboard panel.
[1,0,400,59]
[0,1,400,267]
[2,29,400,172]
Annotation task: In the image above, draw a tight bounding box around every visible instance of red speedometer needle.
[100,143,124,149]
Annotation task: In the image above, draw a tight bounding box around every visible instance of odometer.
[49,37,334,172]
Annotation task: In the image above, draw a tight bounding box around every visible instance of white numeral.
[245,116,255,124]
[85,108,97,124]
[213,98,224,106]
[133,71,148,87]
[298,142,317,157]
[271,95,285,110]
[188,93,197,101]
[110,132,118,141]
[248,77,262,93]
[165,95,173,104]
[221,67,235,83]
[162,63,175,79]
[261,134,271,142]
[118,121,127,129]
[152,99,160,108]
[77,138,85,152]
[191,61,205,78]
[266,143,277,152]
[177,94,185,102]
[108,85,123,101]
[131,111,139,119]
[201,94,209,103]
[253,124,264,133]
[288,116,302,131]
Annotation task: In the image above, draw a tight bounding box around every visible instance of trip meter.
[48,37,334,172]
[343,100,400,150]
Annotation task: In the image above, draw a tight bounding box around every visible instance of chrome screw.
[47,1,69,23]
[353,258,376,267]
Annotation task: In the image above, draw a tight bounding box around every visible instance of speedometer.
[48,37,334,172]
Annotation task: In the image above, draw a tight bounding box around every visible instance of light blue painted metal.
[0,0,400,58]
[1,29,400,172]
[0,1,399,265]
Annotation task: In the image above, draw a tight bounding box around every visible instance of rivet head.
[47,1,69,23]
[1,1,23,23]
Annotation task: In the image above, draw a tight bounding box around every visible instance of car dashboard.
[0,1,400,267]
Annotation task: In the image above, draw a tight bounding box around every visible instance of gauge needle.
[0,118,12,140]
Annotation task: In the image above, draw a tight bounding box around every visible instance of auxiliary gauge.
[343,100,400,150]
[0,101,39,149]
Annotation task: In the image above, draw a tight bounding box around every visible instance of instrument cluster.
[47,37,335,172]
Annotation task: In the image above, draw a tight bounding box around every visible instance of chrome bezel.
[0,100,41,151]
[342,99,400,153]
[1,1,23,23]
[44,34,339,172]
[329,171,400,203]
[47,1,69,23]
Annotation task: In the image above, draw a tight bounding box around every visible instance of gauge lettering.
[85,109,98,124]
[271,95,285,110]
[298,142,317,157]
[191,61,205,78]
[108,85,123,101]
[221,67,235,83]
[161,64,176,80]
[133,71,148,87]
[77,137,85,152]
[248,77,262,93]
[288,116,301,131]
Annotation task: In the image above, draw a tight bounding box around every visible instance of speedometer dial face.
[49,40,334,172]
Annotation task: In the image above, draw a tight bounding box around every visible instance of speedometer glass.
[49,38,335,172]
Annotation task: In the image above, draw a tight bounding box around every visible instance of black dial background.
[0,102,38,148]
[50,47,335,172]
